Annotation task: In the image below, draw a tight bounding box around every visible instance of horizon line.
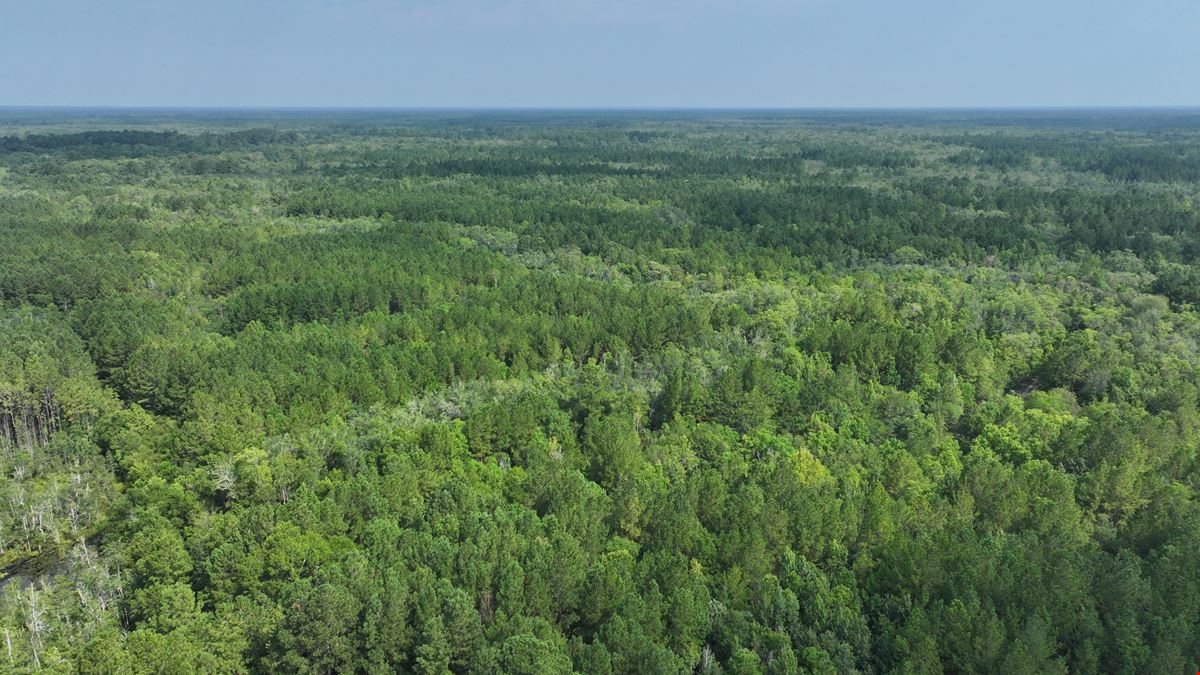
[3,105,1200,112]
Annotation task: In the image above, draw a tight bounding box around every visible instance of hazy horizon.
[2,0,1198,108]
[4,105,1200,111]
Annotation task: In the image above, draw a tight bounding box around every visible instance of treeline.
[281,175,1200,267]
[0,128,298,159]
[939,131,1200,181]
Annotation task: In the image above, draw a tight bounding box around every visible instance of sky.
[1,0,1198,108]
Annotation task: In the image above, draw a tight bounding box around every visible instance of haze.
[1,0,1198,107]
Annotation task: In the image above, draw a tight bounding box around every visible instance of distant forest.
[1,109,1198,673]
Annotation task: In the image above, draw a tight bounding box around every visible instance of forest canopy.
[0,109,1198,673]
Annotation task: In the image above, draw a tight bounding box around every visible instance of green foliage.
[0,109,1198,673]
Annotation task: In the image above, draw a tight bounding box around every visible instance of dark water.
[0,550,65,591]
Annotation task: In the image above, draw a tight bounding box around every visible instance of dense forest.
[0,109,1198,673]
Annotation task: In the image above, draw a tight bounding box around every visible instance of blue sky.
[1,0,1197,107]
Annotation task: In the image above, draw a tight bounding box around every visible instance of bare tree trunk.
[25,589,45,670]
